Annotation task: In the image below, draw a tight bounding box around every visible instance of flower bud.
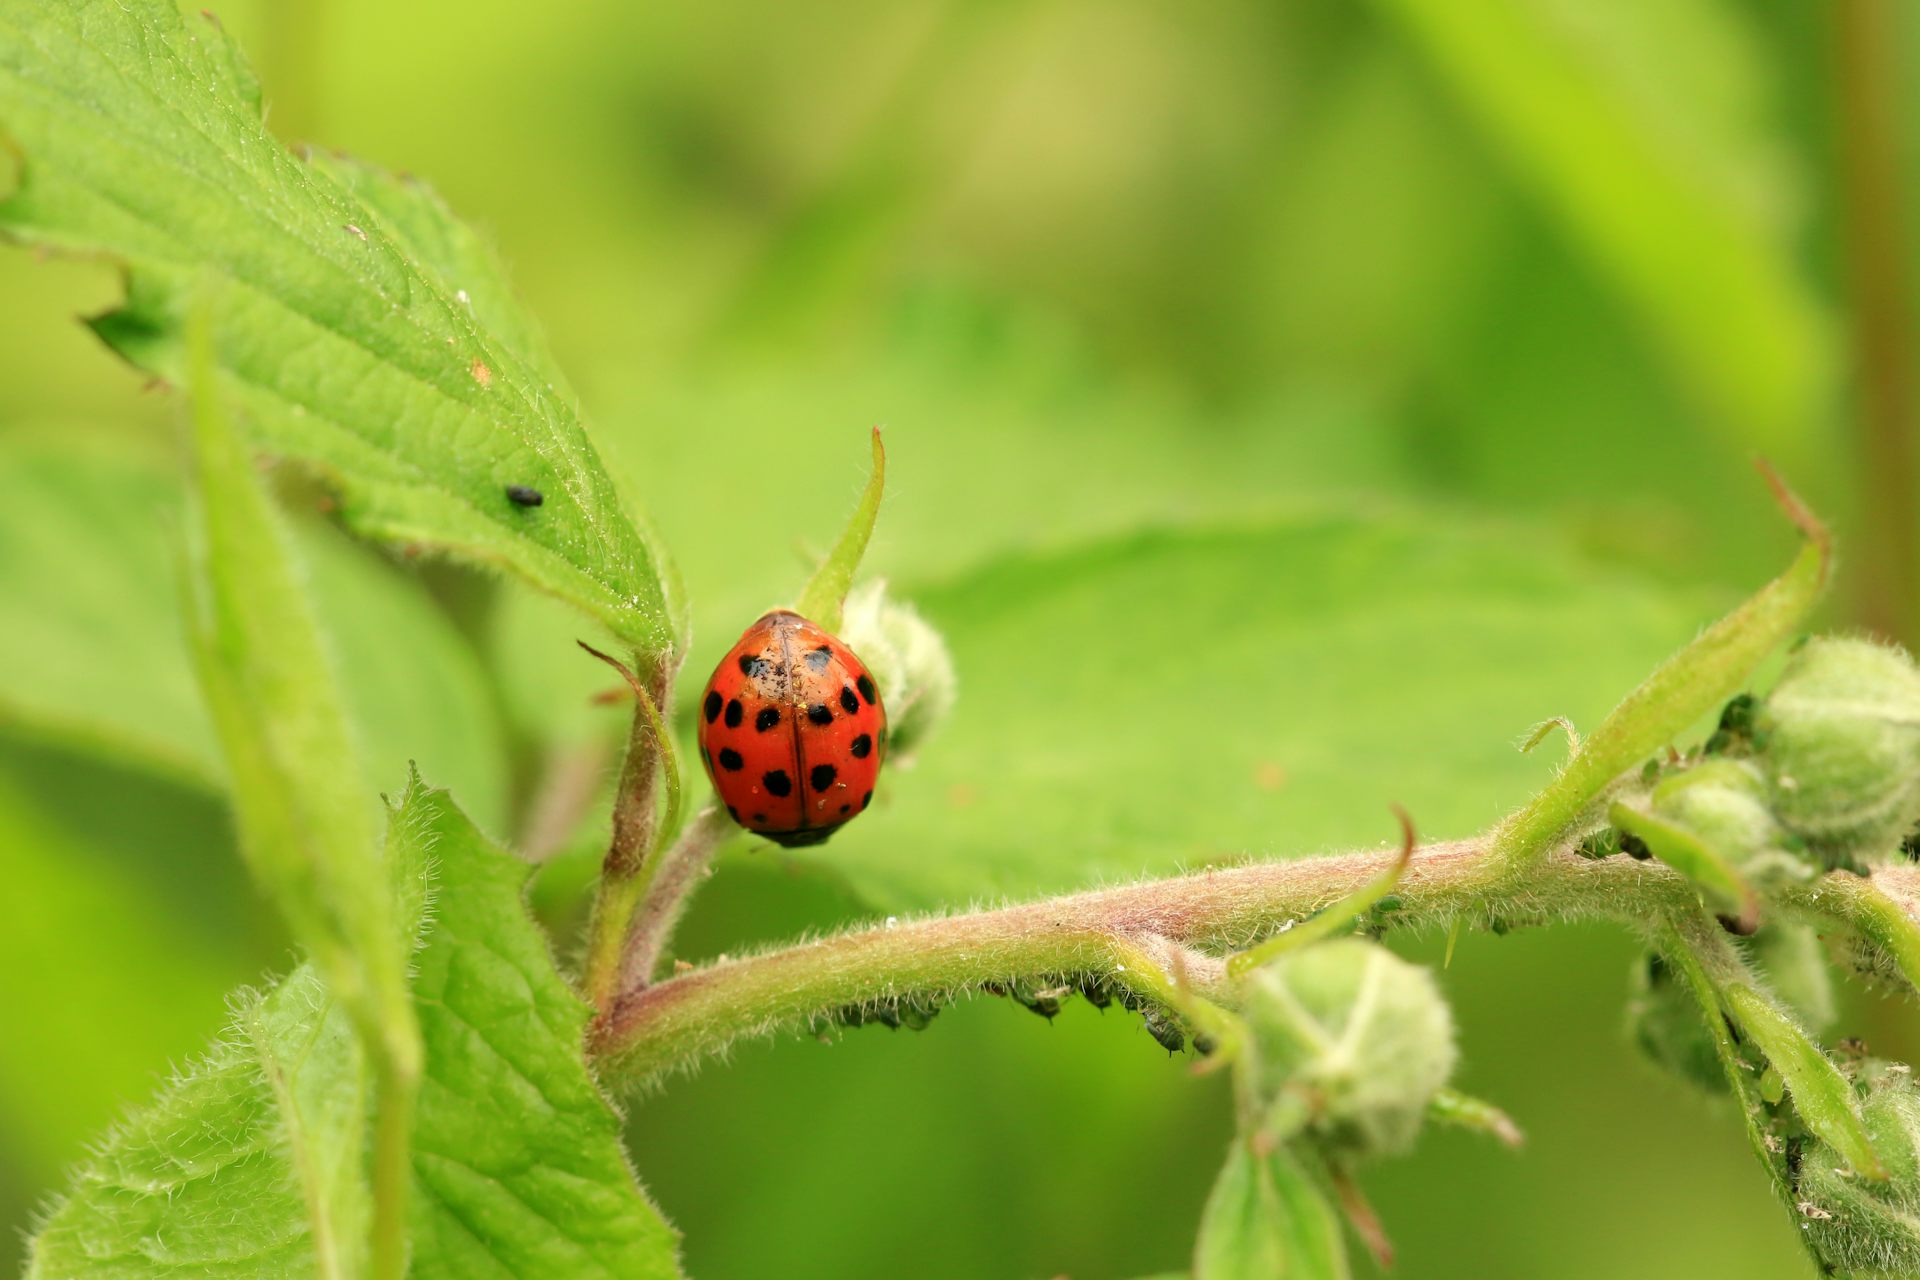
[1243,938,1455,1159]
[1797,1059,1920,1275]
[1625,951,1726,1094]
[1645,758,1814,891]
[838,581,956,763]
[1756,637,1920,866]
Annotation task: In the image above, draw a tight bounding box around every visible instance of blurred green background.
[3,1,1918,1276]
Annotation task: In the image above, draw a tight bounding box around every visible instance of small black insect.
[506,484,544,508]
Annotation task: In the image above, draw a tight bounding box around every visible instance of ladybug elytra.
[697,610,886,846]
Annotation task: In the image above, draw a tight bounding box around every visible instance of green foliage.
[1798,1059,1920,1276]
[1722,983,1885,1181]
[29,967,373,1280]
[0,435,512,830]
[1626,952,1726,1094]
[1372,0,1831,448]
[794,428,886,632]
[1193,1141,1348,1280]
[0,0,1898,1275]
[798,513,1727,911]
[183,308,417,1082]
[399,786,681,1279]
[0,0,683,668]
[1487,495,1826,873]
[28,782,680,1278]
[182,321,421,1275]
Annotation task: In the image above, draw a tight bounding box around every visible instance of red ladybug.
[697,610,886,846]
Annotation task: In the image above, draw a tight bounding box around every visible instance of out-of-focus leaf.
[183,317,419,1273]
[0,435,511,830]
[788,512,1723,911]
[1372,0,1831,448]
[1193,1140,1348,1279]
[29,782,682,1278]
[0,0,684,667]
[183,310,415,1085]
[0,775,239,1177]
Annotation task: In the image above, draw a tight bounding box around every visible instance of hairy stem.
[582,666,671,1012]
[616,804,738,990]
[589,838,1701,1085]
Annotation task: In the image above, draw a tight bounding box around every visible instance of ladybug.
[697,610,886,846]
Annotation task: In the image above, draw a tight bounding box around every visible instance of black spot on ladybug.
[839,803,852,815]
[718,748,744,772]
[860,789,872,811]
[839,685,859,715]
[724,698,743,728]
[752,812,767,824]
[763,769,793,797]
[850,733,872,759]
[505,484,543,507]
[856,673,877,704]
[810,763,837,791]
[726,805,740,823]
[739,654,771,679]
[807,703,833,726]
[755,706,780,732]
[805,645,833,672]
[703,690,722,723]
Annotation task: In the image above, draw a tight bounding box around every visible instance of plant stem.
[616,804,737,990]
[1832,0,1919,644]
[582,669,670,1013]
[589,839,1700,1085]
[366,1040,420,1280]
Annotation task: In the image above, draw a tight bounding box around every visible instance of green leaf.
[0,432,512,831]
[183,314,414,1049]
[400,785,682,1278]
[27,967,372,1280]
[0,0,683,668]
[1487,487,1825,874]
[794,427,886,632]
[29,782,682,1278]
[1722,983,1886,1181]
[183,313,420,1275]
[1370,0,1832,448]
[1193,1140,1349,1280]
[789,512,1731,912]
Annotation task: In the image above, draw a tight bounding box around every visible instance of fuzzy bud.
[839,581,956,763]
[1798,1059,1920,1275]
[1646,758,1813,891]
[1626,951,1726,1094]
[1243,938,1456,1160]
[1756,637,1920,866]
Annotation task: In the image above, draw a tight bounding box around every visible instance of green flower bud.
[1798,1059,1920,1275]
[1756,637,1920,866]
[839,581,956,763]
[1645,757,1815,892]
[1626,951,1726,1094]
[1243,938,1456,1159]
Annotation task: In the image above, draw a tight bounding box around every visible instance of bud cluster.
[1796,1057,1920,1276]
